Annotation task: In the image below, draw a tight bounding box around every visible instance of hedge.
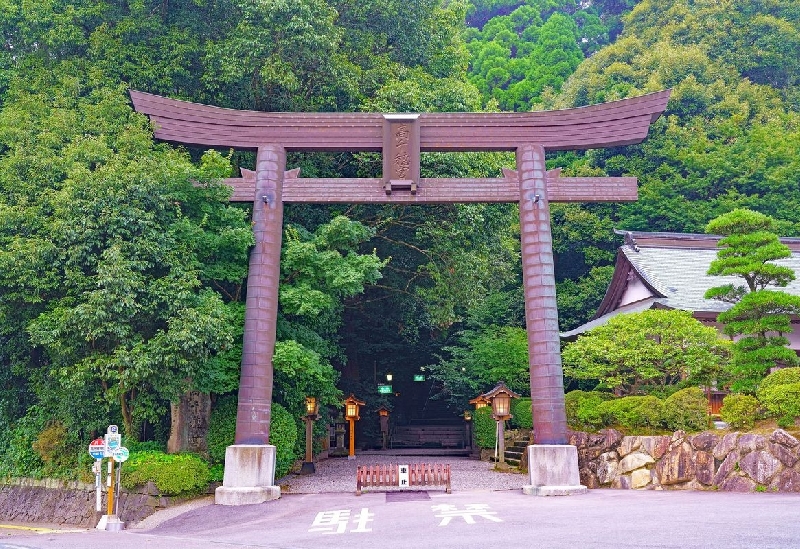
[663,387,708,432]
[720,394,760,429]
[759,382,800,428]
[565,390,613,431]
[597,395,664,432]
[207,397,298,479]
[757,367,800,401]
[511,398,532,430]
[121,451,210,496]
[473,406,496,449]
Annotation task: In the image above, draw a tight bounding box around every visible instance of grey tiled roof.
[622,244,800,313]
[560,232,800,338]
[560,298,658,339]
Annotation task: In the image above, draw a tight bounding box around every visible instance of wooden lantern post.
[344,394,365,460]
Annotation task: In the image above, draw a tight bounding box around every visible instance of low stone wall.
[569,428,800,492]
[0,477,184,527]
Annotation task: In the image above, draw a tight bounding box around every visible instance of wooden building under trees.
[561,231,800,413]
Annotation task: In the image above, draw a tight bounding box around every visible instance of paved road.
[2,488,799,549]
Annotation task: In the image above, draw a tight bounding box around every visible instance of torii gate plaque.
[131,89,670,503]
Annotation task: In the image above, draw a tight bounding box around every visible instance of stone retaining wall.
[0,477,184,527]
[569,428,800,492]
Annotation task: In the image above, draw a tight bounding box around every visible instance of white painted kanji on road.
[308,508,374,534]
[431,504,502,526]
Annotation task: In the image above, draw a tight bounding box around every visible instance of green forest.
[1,0,799,482]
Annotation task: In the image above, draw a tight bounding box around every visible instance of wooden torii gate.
[130,89,670,503]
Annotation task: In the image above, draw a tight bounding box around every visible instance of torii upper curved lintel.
[129,90,671,152]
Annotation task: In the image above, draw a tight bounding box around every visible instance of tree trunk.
[167,391,212,455]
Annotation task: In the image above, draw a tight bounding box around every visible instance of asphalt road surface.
[2,488,799,549]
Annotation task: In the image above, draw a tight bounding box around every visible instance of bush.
[206,397,298,478]
[759,382,800,428]
[121,451,211,496]
[565,390,612,431]
[207,395,237,464]
[270,404,299,478]
[511,398,532,430]
[756,367,800,401]
[473,406,496,449]
[663,387,708,432]
[720,394,760,429]
[597,396,664,432]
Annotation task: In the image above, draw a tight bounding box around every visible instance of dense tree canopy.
[1,0,799,474]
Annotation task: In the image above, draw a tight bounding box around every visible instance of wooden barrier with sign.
[356,463,451,495]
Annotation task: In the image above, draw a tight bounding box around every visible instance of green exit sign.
[413,374,425,382]
[378,384,393,394]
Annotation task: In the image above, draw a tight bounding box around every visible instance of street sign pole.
[94,425,125,532]
[94,460,102,512]
[106,458,115,516]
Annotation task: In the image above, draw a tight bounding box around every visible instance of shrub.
[663,387,708,432]
[756,367,800,401]
[121,451,211,496]
[511,398,532,430]
[720,394,760,429]
[597,396,664,432]
[759,382,800,428]
[32,422,75,475]
[206,397,298,479]
[473,406,496,449]
[565,390,612,431]
[207,395,237,464]
[270,404,299,478]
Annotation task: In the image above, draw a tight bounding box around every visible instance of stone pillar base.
[95,514,125,531]
[522,444,587,497]
[214,444,281,506]
[215,486,281,505]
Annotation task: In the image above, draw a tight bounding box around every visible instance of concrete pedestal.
[522,444,587,496]
[95,514,125,531]
[214,445,281,505]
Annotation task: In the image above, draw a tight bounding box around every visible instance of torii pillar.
[517,144,583,495]
[130,89,670,503]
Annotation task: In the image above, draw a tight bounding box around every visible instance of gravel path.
[278,454,526,494]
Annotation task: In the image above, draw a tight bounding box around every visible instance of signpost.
[88,438,106,513]
[93,425,126,532]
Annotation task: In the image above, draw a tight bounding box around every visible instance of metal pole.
[114,462,121,516]
[106,459,114,516]
[95,460,102,512]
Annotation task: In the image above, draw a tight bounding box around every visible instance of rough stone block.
[618,436,641,457]
[713,432,740,460]
[694,451,715,485]
[690,432,718,452]
[631,468,651,489]
[738,450,782,485]
[619,452,655,474]
[641,436,671,460]
[770,429,799,449]
[655,442,695,485]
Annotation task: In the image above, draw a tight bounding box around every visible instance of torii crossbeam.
[130,89,670,503]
